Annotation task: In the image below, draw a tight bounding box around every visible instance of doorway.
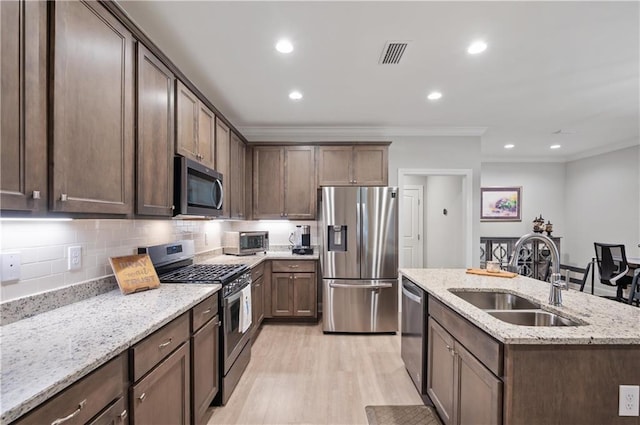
[398,169,473,268]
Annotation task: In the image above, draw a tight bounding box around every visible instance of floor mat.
[365,405,442,425]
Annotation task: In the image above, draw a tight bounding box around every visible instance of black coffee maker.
[291,225,313,255]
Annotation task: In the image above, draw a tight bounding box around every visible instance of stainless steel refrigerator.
[320,186,399,333]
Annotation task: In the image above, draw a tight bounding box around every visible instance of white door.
[401,185,424,268]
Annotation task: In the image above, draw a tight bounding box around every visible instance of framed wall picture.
[481,187,522,221]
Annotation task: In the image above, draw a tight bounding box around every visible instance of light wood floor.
[208,321,423,425]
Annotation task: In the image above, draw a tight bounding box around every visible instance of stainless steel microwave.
[174,156,223,217]
[223,231,269,255]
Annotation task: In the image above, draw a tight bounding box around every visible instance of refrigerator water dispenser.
[328,225,347,251]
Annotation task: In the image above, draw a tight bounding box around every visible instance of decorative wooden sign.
[109,254,160,295]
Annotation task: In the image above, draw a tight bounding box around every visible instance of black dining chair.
[628,269,640,307]
[559,262,592,292]
[593,243,633,302]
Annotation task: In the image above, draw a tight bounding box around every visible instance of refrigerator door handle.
[329,282,393,289]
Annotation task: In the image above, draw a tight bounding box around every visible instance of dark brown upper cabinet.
[0,0,47,213]
[50,0,135,215]
[176,80,216,170]
[136,43,175,216]
[318,144,388,186]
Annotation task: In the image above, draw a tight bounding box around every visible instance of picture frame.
[481,187,522,221]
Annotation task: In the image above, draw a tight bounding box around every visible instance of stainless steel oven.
[139,240,252,405]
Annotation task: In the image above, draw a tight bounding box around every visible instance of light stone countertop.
[199,251,319,268]
[400,268,640,345]
[0,284,220,424]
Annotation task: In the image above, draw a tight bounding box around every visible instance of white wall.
[390,136,482,267]
[564,145,640,267]
[480,162,566,243]
[426,176,464,268]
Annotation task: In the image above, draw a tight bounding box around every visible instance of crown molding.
[238,126,487,142]
[565,138,639,162]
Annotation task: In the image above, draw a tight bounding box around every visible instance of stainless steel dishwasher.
[401,276,427,397]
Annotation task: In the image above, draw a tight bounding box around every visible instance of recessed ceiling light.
[504,144,515,149]
[550,144,561,149]
[275,39,293,54]
[289,90,303,100]
[467,40,488,55]
[427,91,442,101]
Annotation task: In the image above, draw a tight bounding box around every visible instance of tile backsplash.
[1,218,317,302]
[0,219,226,302]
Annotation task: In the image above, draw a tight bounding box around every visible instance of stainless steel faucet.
[508,233,565,306]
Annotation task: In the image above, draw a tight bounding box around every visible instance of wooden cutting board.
[466,268,518,278]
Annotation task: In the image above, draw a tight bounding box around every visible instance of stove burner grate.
[159,263,248,285]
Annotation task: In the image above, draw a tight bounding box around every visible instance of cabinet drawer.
[13,354,127,425]
[87,396,127,425]
[271,260,315,273]
[131,312,190,382]
[428,298,503,376]
[251,262,265,280]
[192,294,219,332]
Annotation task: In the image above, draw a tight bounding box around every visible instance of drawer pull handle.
[288,265,299,268]
[201,308,212,315]
[138,393,146,402]
[119,410,128,421]
[51,399,86,425]
[158,338,172,349]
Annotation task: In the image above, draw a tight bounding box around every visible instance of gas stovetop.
[159,263,249,285]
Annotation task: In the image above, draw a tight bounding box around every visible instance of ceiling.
[118,1,639,162]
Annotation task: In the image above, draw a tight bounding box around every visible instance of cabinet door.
[215,119,230,218]
[192,317,219,425]
[51,0,134,214]
[255,275,265,325]
[251,275,264,334]
[136,43,174,216]
[427,318,456,425]
[0,0,47,212]
[175,80,199,162]
[284,146,316,219]
[317,146,352,186]
[230,132,245,219]
[131,342,190,425]
[197,103,216,169]
[455,342,502,425]
[353,145,388,186]
[293,273,316,317]
[253,147,285,219]
[272,273,293,316]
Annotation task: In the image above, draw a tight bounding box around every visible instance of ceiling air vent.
[379,41,410,65]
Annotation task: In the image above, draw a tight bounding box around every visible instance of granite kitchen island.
[400,268,640,425]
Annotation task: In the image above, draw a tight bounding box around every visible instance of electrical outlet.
[68,246,82,271]
[1,252,21,281]
[619,385,640,416]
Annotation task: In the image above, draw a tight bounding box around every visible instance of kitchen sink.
[449,290,540,310]
[487,310,582,327]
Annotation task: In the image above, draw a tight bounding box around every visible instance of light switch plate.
[619,385,640,416]
[1,252,21,282]
[68,246,82,271]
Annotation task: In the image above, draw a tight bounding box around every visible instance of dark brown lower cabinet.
[191,316,220,425]
[12,354,128,425]
[131,342,190,425]
[87,397,128,425]
[427,317,502,425]
[271,272,317,318]
[251,274,265,333]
